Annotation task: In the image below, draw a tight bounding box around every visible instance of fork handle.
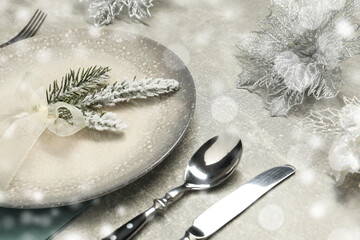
[0,37,22,48]
[0,42,9,48]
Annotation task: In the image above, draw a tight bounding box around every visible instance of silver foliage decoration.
[236,0,360,116]
[305,97,360,184]
[85,0,153,27]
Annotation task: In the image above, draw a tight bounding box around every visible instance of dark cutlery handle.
[102,185,187,240]
[102,212,147,240]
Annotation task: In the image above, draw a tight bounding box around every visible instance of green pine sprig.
[46,66,110,106]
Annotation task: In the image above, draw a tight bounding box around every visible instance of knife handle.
[102,184,188,240]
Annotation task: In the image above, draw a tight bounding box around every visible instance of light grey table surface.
[1,0,360,239]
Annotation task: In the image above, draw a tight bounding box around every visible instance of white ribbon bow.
[0,72,86,190]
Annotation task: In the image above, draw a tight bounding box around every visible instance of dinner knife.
[180,165,295,240]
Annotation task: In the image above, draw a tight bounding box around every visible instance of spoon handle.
[102,184,188,240]
[102,212,146,240]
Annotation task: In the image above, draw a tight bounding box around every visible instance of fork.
[0,9,47,48]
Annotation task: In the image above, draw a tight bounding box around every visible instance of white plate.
[0,29,195,208]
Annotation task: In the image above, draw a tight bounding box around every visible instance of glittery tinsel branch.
[237,0,360,116]
[304,96,360,184]
[305,96,360,139]
[305,108,343,136]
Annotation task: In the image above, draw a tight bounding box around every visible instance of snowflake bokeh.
[211,96,238,123]
[258,204,285,230]
[237,0,360,116]
[309,201,328,219]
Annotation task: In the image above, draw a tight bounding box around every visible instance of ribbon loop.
[47,102,87,137]
[0,111,48,190]
[0,73,87,190]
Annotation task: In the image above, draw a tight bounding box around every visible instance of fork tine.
[0,9,47,48]
[14,9,40,39]
[29,13,47,37]
[21,11,44,39]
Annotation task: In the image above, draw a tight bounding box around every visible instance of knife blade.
[180,165,295,240]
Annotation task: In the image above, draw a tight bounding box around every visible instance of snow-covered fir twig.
[83,0,154,27]
[237,0,360,116]
[84,111,127,132]
[80,77,180,108]
[47,66,180,133]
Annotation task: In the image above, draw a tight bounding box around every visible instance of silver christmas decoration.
[86,0,153,27]
[237,0,360,116]
[306,97,360,184]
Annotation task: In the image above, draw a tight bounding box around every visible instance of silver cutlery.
[103,133,243,240]
[0,9,47,48]
[180,165,295,240]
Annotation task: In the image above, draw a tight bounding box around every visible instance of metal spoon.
[102,133,243,240]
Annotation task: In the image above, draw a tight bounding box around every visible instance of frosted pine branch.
[80,78,180,108]
[84,111,127,132]
[48,66,180,133]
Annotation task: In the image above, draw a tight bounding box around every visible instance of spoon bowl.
[185,134,243,190]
